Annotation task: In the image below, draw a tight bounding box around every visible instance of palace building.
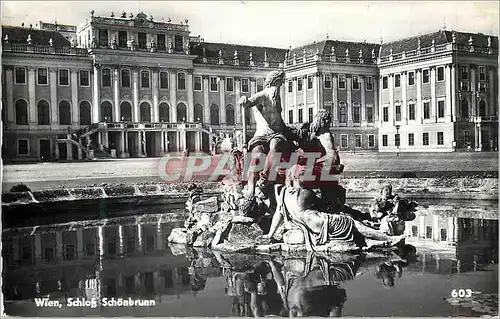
[1,11,498,162]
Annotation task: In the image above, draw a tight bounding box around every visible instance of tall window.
[257,79,264,91]
[17,140,29,155]
[339,103,347,123]
[79,70,90,87]
[461,65,468,80]
[437,132,444,145]
[194,76,202,91]
[177,103,187,122]
[408,72,415,85]
[382,76,388,89]
[355,134,362,148]
[210,104,219,125]
[395,133,400,147]
[194,104,203,122]
[140,102,151,122]
[422,70,430,83]
[138,32,147,49]
[79,101,92,125]
[15,67,26,84]
[297,78,303,91]
[37,68,48,85]
[479,100,487,117]
[341,135,348,148]
[324,74,332,89]
[395,105,401,121]
[437,67,444,81]
[461,99,469,118]
[383,106,389,122]
[159,102,170,122]
[298,108,303,123]
[464,130,471,146]
[288,80,293,92]
[438,101,445,118]
[160,72,169,89]
[141,71,150,88]
[59,101,71,125]
[352,76,360,90]
[423,102,430,119]
[102,68,111,87]
[353,105,360,123]
[423,132,429,146]
[366,107,373,123]
[37,100,50,125]
[157,33,166,50]
[307,76,313,89]
[382,135,388,147]
[99,28,109,46]
[366,76,373,91]
[368,135,375,147]
[101,101,113,122]
[210,77,218,91]
[120,102,132,121]
[394,74,401,88]
[479,66,486,81]
[177,73,186,90]
[174,35,183,52]
[288,110,293,123]
[58,69,69,86]
[338,75,346,89]
[409,104,416,120]
[241,78,249,93]
[408,133,414,146]
[15,99,28,125]
[226,78,234,92]
[118,31,128,48]
[121,70,130,88]
[308,108,313,123]
[226,104,235,125]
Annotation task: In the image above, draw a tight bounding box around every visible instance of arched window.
[194,104,203,123]
[226,104,235,125]
[159,102,170,122]
[100,101,113,122]
[37,100,50,125]
[210,104,220,125]
[479,100,487,117]
[15,99,28,125]
[120,102,132,121]
[461,99,469,118]
[79,101,91,125]
[140,102,151,122]
[59,100,71,125]
[177,103,187,122]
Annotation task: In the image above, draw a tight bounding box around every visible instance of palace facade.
[2,11,498,161]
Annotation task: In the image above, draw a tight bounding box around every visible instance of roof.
[288,39,381,59]
[380,30,498,56]
[190,41,287,62]
[2,26,71,47]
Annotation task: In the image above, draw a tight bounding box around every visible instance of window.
[422,69,430,83]
[355,134,362,148]
[210,76,218,92]
[438,100,445,118]
[99,28,109,47]
[423,132,429,145]
[138,32,147,49]
[118,30,128,48]
[102,68,111,87]
[408,133,414,146]
[394,74,401,87]
[366,76,373,91]
[58,69,69,86]
[37,68,48,85]
[461,100,469,118]
[226,78,234,92]
[193,76,201,91]
[308,108,313,123]
[18,139,29,155]
[341,134,348,148]
[382,76,388,89]
[307,76,313,89]
[352,76,360,90]
[437,132,444,145]
[159,103,170,122]
[257,79,264,92]
[226,104,234,125]
[367,107,373,123]
[157,33,166,50]
[37,100,50,125]
[353,106,360,123]
[411,226,418,237]
[210,104,219,125]
[141,71,150,88]
[383,106,389,122]
[479,100,487,116]
[339,104,347,123]
[174,35,183,51]
[160,71,169,89]
[395,133,400,147]
[440,229,447,241]
[479,66,486,81]
[395,105,401,121]
[461,65,468,80]
[59,101,71,125]
[338,75,346,89]
[79,101,92,125]
[382,134,388,147]
[121,70,130,88]
[437,66,444,81]
[464,130,470,146]
[324,74,332,89]
[297,78,303,91]
[426,226,433,239]
[15,99,28,125]
[461,80,469,91]
[479,82,487,92]
[79,70,90,87]
[423,102,430,119]
[408,72,415,85]
[409,104,415,120]
[15,67,26,84]
[177,72,186,90]
[368,134,375,147]
[288,110,293,123]
[298,108,303,123]
[241,78,249,93]
[288,80,293,92]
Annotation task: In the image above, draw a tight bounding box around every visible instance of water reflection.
[2,210,498,317]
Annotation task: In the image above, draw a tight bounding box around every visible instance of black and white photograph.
[1,1,498,317]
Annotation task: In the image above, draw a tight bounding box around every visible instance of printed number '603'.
[451,289,473,298]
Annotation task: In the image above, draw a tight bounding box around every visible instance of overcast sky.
[2,1,499,48]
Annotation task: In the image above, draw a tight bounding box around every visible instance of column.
[430,67,437,122]
[401,72,407,124]
[388,74,394,125]
[152,68,159,122]
[137,223,143,252]
[332,75,338,124]
[251,79,257,124]
[445,65,452,123]
[488,67,495,116]
[432,215,440,241]
[187,71,194,122]
[76,228,84,258]
[177,131,181,151]
[476,124,482,151]
[451,64,456,121]
[235,78,241,125]
[114,67,120,122]
[347,75,353,125]
[118,226,125,255]
[119,131,126,157]
[360,76,366,125]
[103,130,109,148]
[302,76,306,122]
[132,68,139,122]
[34,234,42,260]
[28,67,36,124]
[419,215,426,238]
[203,76,210,124]
[137,131,144,157]
[378,76,383,124]
[66,132,73,160]
[56,231,64,260]
[93,64,101,123]
[294,78,299,123]
[98,226,104,257]
[160,130,166,155]
[220,76,226,124]
[281,82,286,120]
[49,68,58,127]
[124,131,129,154]
[416,69,422,123]
[374,74,379,123]
[71,70,79,125]
[5,67,14,123]
[471,65,476,116]
[313,73,319,115]
[170,70,177,122]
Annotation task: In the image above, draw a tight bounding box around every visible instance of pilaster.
[388,74,394,125]
[187,71,194,122]
[170,71,177,122]
[332,75,338,124]
[430,66,437,122]
[113,67,120,122]
[445,64,452,123]
[203,76,210,124]
[470,65,476,117]
[234,77,241,124]
[451,64,456,122]
[71,70,79,124]
[92,64,101,123]
[360,75,366,125]
[152,68,159,122]
[5,67,14,123]
[346,75,352,126]
[416,69,422,124]
[219,76,226,124]
[132,68,139,122]
[401,72,407,124]
[49,68,58,126]
[28,67,36,124]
